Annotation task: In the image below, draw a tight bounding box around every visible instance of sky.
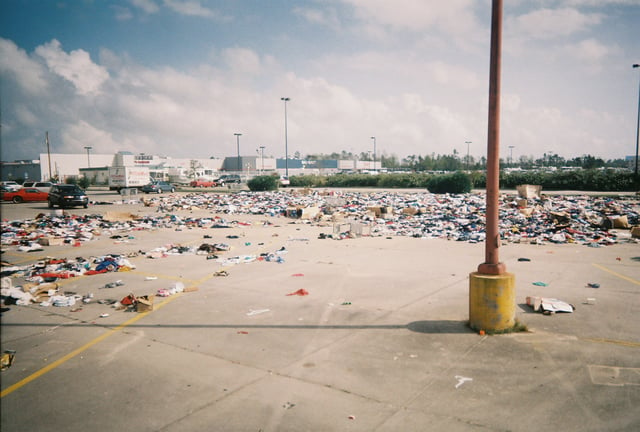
[1,0,639,164]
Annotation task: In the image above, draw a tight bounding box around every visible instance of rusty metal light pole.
[479,0,505,276]
[469,0,515,333]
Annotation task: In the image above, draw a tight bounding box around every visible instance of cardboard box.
[38,237,64,246]
[516,184,542,199]
[136,295,155,312]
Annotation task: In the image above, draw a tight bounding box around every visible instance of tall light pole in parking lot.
[465,141,472,171]
[469,0,515,334]
[234,133,242,172]
[84,146,92,167]
[259,145,265,174]
[370,136,376,172]
[281,97,290,178]
[633,64,639,176]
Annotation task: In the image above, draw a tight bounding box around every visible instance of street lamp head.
[634,64,640,68]
[234,133,242,137]
[281,97,290,102]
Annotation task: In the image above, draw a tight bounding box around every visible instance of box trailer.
[108,166,150,191]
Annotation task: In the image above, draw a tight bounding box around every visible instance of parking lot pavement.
[1,192,640,431]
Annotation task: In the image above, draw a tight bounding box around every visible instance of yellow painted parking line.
[592,263,640,286]
[1,266,224,398]
[0,293,182,398]
[581,337,640,349]
[1,245,236,398]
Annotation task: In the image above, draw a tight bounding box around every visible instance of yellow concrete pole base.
[469,271,516,332]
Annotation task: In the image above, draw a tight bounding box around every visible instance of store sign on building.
[135,155,153,164]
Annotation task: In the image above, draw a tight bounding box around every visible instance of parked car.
[214,174,241,186]
[48,184,89,208]
[190,179,215,188]
[0,181,21,192]
[2,187,49,203]
[22,181,53,192]
[141,181,176,194]
[279,176,290,187]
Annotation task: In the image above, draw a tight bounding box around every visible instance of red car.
[190,179,215,188]
[2,187,49,203]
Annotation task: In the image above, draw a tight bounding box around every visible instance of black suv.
[214,174,241,186]
[48,184,89,208]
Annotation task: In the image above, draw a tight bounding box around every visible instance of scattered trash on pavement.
[286,289,309,296]
[526,296,575,314]
[247,309,270,316]
[455,375,473,389]
[2,350,16,370]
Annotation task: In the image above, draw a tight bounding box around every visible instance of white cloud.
[564,0,639,6]
[509,8,602,40]
[35,40,109,95]
[571,38,617,62]
[344,0,477,34]
[60,121,120,154]
[15,106,39,127]
[112,6,134,21]
[163,0,218,18]
[221,47,269,77]
[0,38,48,94]
[130,0,159,14]
[0,1,635,166]
[293,6,341,30]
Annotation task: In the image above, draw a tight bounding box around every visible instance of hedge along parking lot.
[1,188,640,431]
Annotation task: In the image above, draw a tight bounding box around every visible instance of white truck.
[108,166,150,191]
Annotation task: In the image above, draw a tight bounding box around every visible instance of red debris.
[286,288,309,296]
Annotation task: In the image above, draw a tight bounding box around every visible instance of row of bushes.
[288,172,473,193]
[495,169,637,191]
[248,170,638,194]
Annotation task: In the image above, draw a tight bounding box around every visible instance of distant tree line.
[303,151,629,172]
